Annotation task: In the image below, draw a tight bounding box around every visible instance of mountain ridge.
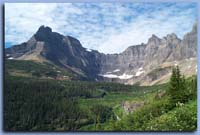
[5,23,197,85]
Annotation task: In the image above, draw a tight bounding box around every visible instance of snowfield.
[99,73,133,80]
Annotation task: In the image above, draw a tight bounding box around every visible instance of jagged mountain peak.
[163,33,180,42]
[37,25,52,33]
[5,23,197,84]
[147,34,160,44]
[192,21,197,33]
[166,33,177,39]
[36,25,52,36]
[151,34,159,38]
[34,25,54,41]
[150,34,160,39]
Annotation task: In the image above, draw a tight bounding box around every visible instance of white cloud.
[98,4,197,53]
[5,3,197,53]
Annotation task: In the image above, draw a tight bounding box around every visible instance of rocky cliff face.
[98,23,197,84]
[6,26,101,80]
[5,23,197,85]
[180,22,197,59]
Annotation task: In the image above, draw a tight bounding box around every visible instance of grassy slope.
[5,60,78,79]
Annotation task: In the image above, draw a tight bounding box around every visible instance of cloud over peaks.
[5,3,197,53]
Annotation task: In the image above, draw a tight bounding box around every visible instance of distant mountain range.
[5,22,197,85]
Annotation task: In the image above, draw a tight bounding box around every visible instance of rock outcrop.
[5,23,197,84]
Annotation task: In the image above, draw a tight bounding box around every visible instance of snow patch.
[113,69,120,72]
[99,73,133,80]
[135,70,144,76]
[139,67,143,71]
[118,73,133,79]
[135,67,145,76]
[8,57,13,60]
[100,74,118,78]
[105,69,120,74]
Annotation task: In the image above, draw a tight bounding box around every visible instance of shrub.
[145,100,197,131]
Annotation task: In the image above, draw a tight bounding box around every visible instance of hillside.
[5,60,87,80]
[4,63,197,131]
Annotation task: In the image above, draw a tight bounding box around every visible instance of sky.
[5,3,197,54]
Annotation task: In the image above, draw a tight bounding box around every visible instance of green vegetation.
[5,60,76,79]
[145,100,197,131]
[100,66,197,131]
[168,66,186,105]
[4,60,197,131]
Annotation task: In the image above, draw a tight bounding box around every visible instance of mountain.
[5,26,102,80]
[5,23,197,85]
[98,22,197,85]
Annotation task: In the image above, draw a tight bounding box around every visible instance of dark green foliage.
[106,92,196,131]
[105,114,117,131]
[90,104,113,123]
[45,71,58,78]
[145,100,197,131]
[167,66,195,106]
[4,76,82,131]
[4,61,197,131]
[4,75,131,131]
[186,75,197,100]
[110,97,171,131]
[31,71,41,77]
[103,69,197,131]
[5,60,74,78]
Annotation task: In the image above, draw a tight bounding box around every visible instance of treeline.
[4,76,84,131]
[4,75,131,131]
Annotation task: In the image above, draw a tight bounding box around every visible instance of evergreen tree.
[168,67,177,105]
[168,66,187,106]
[192,76,197,99]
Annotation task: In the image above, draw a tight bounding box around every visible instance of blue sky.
[5,3,197,54]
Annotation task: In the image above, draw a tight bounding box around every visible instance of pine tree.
[180,75,187,103]
[192,76,197,99]
[168,67,177,105]
[168,66,187,107]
